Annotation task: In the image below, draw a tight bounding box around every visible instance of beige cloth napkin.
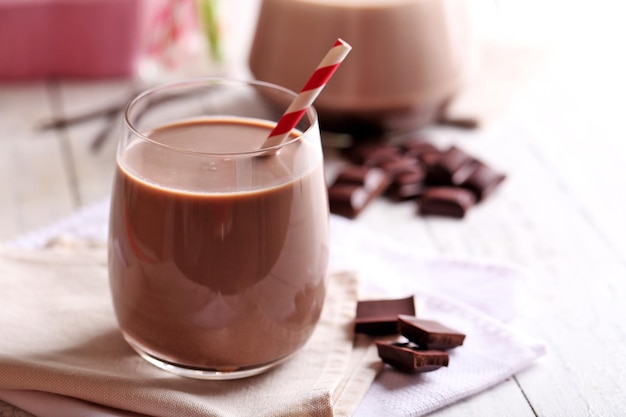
[0,247,379,417]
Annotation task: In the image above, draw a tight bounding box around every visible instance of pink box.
[0,0,154,79]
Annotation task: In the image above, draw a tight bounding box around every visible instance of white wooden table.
[2,1,626,415]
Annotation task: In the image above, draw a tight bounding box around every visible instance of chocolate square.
[426,146,477,186]
[354,296,416,335]
[398,315,466,350]
[460,163,506,201]
[376,341,449,373]
[418,187,476,218]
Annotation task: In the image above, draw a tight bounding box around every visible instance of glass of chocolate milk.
[249,0,475,135]
[108,78,329,379]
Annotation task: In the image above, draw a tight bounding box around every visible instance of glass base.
[125,336,290,380]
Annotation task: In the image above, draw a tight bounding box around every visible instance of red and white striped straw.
[261,38,352,149]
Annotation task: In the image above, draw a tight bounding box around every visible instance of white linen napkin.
[2,199,545,416]
[328,215,546,416]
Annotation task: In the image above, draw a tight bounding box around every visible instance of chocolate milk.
[108,118,329,370]
[249,0,475,133]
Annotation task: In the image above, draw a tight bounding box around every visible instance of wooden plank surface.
[0,83,75,241]
[54,79,136,206]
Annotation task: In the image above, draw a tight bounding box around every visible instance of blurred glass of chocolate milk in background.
[249,0,476,136]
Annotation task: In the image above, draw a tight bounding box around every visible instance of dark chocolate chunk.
[398,315,466,350]
[354,296,416,335]
[346,143,401,166]
[379,156,421,176]
[334,165,389,192]
[328,184,370,219]
[336,138,506,218]
[402,141,442,168]
[427,146,477,185]
[460,163,506,201]
[419,186,476,218]
[328,165,389,218]
[379,157,426,201]
[419,151,443,170]
[376,341,449,373]
[402,141,440,158]
[386,170,427,200]
[378,155,419,176]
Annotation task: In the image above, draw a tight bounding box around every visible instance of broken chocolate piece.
[379,156,421,177]
[335,138,506,218]
[398,315,466,350]
[402,140,439,157]
[334,165,389,191]
[427,146,477,185]
[379,156,426,201]
[402,141,442,168]
[328,184,370,219]
[345,142,401,166]
[328,165,389,218]
[386,171,427,200]
[354,296,416,335]
[419,187,475,218]
[376,341,449,373]
[460,163,506,201]
[418,151,443,171]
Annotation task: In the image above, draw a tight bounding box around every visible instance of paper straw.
[261,38,352,149]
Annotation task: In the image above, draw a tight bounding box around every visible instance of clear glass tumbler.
[108,78,329,379]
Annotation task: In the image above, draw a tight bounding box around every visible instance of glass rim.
[123,77,319,157]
